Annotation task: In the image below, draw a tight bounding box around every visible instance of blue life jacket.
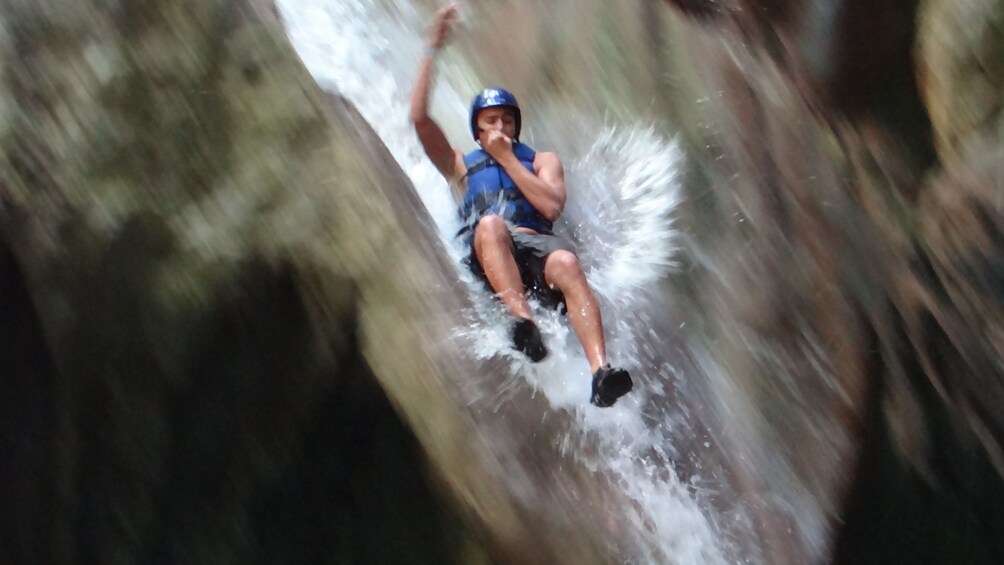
[458,142,554,235]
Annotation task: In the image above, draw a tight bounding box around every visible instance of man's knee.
[474,215,510,246]
[545,249,583,284]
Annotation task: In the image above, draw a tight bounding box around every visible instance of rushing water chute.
[277,1,747,562]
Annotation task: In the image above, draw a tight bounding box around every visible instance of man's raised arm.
[410,4,461,182]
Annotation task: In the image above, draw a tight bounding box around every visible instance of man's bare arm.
[507,151,566,222]
[409,4,463,183]
[484,131,566,222]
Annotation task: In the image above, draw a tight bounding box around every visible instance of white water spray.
[277,1,738,562]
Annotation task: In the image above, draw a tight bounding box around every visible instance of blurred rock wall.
[657,0,1004,562]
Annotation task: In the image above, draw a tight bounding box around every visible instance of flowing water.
[277,1,757,562]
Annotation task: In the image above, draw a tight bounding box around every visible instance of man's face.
[476,107,517,144]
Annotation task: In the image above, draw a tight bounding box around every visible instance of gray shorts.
[465,231,576,311]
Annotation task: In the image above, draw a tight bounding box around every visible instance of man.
[409,4,633,408]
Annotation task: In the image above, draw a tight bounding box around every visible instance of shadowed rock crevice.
[833,301,1004,564]
[1,237,481,563]
[250,342,477,565]
[819,0,935,168]
[0,240,59,564]
[661,0,732,21]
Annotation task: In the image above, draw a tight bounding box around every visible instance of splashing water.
[277,1,740,563]
[564,125,683,302]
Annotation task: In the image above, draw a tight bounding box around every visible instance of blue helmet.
[469,87,521,141]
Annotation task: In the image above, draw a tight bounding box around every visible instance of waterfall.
[277,1,753,562]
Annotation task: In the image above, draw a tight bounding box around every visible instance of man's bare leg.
[473,215,533,320]
[543,250,606,372]
[544,249,632,406]
[473,215,547,361]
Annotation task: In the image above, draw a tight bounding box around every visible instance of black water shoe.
[590,365,633,407]
[512,318,547,362]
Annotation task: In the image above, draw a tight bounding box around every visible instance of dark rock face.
[0,1,486,563]
[0,242,469,564]
[0,0,635,563]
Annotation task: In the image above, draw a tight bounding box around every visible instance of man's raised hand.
[428,4,459,50]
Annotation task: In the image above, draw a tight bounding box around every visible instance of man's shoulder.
[533,149,559,158]
[532,150,563,167]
